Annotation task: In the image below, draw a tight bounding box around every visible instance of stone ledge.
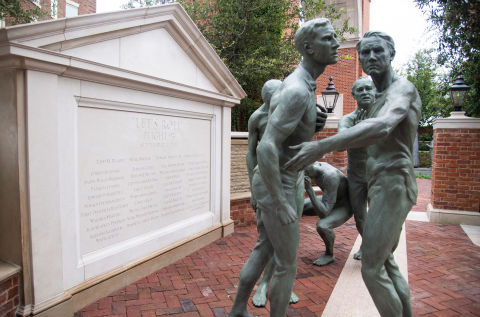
[433,112,480,129]
[0,260,21,283]
[231,192,251,201]
[230,186,323,202]
[231,139,248,145]
[231,132,248,139]
[428,203,480,225]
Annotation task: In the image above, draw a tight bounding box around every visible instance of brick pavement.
[412,178,432,212]
[76,179,480,316]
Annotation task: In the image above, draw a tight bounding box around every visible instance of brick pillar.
[428,112,480,224]
[0,262,21,317]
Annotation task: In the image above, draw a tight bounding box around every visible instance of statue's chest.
[299,101,317,134]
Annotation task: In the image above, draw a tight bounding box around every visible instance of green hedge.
[419,151,431,168]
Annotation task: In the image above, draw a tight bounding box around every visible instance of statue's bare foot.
[313,254,335,266]
[252,283,268,307]
[228,310,255,317]
[289,291,299,304]
[353,249,362,260]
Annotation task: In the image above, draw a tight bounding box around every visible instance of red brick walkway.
[76,179,480,316]
[412,179,432,212]
[408,221,480,316]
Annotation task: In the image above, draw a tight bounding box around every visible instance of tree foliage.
[0,0,47,26]
[403,49,450,126]
[414,0,480,117]
[123,0,356,130]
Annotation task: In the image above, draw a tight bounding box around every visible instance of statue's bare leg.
[229,209,273,317]
[386,252,412,317]
[262,213,299,317]
[314,204,352,266]
[348,177,368,260]
[361,174,412,317]
[257,177,302,317]
[252,258,274,307]
[252,257,299,307]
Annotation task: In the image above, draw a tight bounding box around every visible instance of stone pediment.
[0,3,245,101]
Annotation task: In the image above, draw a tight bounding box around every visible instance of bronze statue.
[229,18,338,317]
[338,76,376,260]
[304,162,351,266]
[246,79,300,307]
[286,31,421,317]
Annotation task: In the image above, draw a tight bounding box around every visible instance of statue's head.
[261,79,282,104]
[351,77,375,110]
[356,31,395,76]
[295,18,339,65]
[304,161,321,177]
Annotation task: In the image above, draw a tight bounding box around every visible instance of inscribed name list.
[78,107,211,256]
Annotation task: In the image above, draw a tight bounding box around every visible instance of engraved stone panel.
[78,105,212,256]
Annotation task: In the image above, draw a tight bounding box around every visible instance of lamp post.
[449,71,470,112]
[321,76,339,113]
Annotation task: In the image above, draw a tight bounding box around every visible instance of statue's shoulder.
[391,76,417,95]
[338,110,356,128]
[282,70,312,96]
[248,105,267,128]
[341,110,357,120]
[281,79,310,98]
[388,76,422,112]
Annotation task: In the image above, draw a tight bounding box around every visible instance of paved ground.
[412,178,431,212]
[76,179,480,317]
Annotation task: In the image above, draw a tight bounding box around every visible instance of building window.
[66,0,79,17]
[51,0,58,18]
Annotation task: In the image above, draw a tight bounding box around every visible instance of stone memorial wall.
[0,4,245,316]
[78,106,211,259]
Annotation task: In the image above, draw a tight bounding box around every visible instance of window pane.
[66,3,79,17]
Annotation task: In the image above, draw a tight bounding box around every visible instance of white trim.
[0,261,21,283]
[51,0,58,19]
[433,112,480,129]
[66,0,80,8]
[0,4,246,100]
[30,0,41,7]
[325,116,341,129]
[231,131,248,139]
[339,38,360,49]
[427,203,480,225]
[0,45,242,107]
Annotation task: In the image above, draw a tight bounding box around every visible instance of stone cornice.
[0,43,241,107]
[0,3,246,101]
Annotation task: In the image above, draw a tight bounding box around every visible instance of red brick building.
[316,0,370,116]
[1,0,96,27]
[312,0,370,174]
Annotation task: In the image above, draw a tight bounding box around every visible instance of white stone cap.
[433,112,480,129]
[231,132,248,139]
[0,260,21,283]
[325,115,341,129]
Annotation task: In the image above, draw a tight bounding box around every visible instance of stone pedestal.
[429,112,480,224]
[0,4,245,316]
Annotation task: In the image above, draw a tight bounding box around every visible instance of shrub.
[419,151,431,168]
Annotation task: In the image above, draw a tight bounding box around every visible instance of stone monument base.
[428,204,480,226]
